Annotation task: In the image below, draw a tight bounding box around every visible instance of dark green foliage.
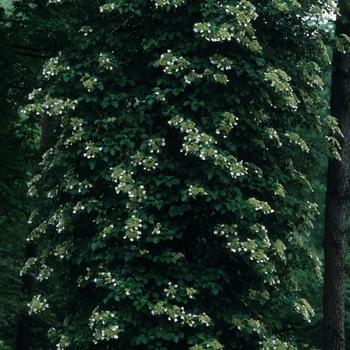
[0,2,46,347]
[0,222,26,349]
[21,0,338,349]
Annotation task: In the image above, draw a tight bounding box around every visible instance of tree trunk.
[323,2,350,349]
[13,243,38,350]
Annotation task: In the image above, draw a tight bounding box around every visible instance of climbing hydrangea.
[21,0,337,348]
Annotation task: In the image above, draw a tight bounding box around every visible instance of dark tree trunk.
[13,243,38,350]
[323,2,350,349]
[14,116,56,350]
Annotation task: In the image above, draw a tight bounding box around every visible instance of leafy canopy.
[22,0,338,349]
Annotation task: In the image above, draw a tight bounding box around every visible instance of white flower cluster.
[73,201,85,214]
[22,96,77,118]
[213,73,229,84]
[94,271,119,287]
[324,115,343,136]
[168,115,248,179]
[303,70,323,89]
[294,298,315,323]
[37,264,53,282]
[184,70,203,84]
[154,88,166,101]
[307,201,319,214]
[168,114,184,126]
[99,53,114,70]
[174,118,217,156]
[80,74,98,92]
[62,168,92,193]
[259,337,297,350]
[325,135,341,150]
[233,317,267,336]
[54,241,72,259]
[188,185,207,197]
[214,223,238,238]
[152,0,185,8]
[210,54,233,71]
[56,335,70,350]
[65,178,93,193]
[39,147,54,166]
[214,224,271,265]
[264,68,299,110]
[193,22,218,41]
[42,54,59,78]
[84,141,102,159]
[284,132,309,152]
[164,281,178,298]
[194,1,260,51]
[28,294,49,315]
[225,0,258,21]
[111,166,147,210]
[272,0,302,12]
[28,88,41,100]
[42,53,70,79]
[306,246,322,275]
[27,222,48,241]
[274,182,285,197]
[99,224,114,239]
[228,237,271,264]
[89,308,120,344]
[155,50,190,75]
[250,224,271,245]
[152,223,162,235]
[28,185,38,197]
[151,302,211,327]
[264,273,281,286]
[252,110,269,124]
[27,209,39,224]
[123,215,142,241]
[164,283,195,299]
[148,138,166,153]
[214,223,274,272]
[100,3,116,12]
[215,111,239,137]
[46,189,58,198]
[126,185,147,211]
[130,152,159,171]
[186,288,196,299]
[20,257,37,276]
[264,67,291,85]
[79,26,93,36]
[248,197,274,214]
[219,155,248,179]
[265,127,282,147]
[273,239,287,264]
[77,268,94,285]
[49,208,67,233]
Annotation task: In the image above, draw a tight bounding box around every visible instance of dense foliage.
[14,0,341,349]
[0,3,35,347]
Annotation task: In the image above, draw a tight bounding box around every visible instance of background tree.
[323,0,350,349]
[0,3,35,348]
[0,0,61,348]
[19,0,338,349]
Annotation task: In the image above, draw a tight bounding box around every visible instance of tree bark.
[13,243,38,350]
[323,3,350,349]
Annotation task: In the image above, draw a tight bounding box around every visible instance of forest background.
[0,0,349,349]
